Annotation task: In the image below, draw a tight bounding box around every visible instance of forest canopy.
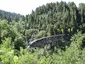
[0,1,85,64]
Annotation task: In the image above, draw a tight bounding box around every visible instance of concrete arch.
[27,34,65,48]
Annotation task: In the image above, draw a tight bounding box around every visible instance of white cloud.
[0,0,84,15]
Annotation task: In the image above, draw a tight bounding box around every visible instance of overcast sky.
[0,0,85,15]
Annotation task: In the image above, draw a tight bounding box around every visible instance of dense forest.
[0,10,24,22]
[0,1,85,64]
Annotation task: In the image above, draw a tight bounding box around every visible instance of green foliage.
[0,19,26,50]
[25,29,38,37]
[25,1,85,35]
[36,30,47,38]
[1,1,85,64]
[0,10,24,22]
[0,32,85,64]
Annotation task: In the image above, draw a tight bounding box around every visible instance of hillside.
[25,2,85,36]
[0,1,85,64]
[0,10,24,22]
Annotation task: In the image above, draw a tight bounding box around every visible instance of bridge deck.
[27,34,65,48]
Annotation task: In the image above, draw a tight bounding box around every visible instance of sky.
[0,0,85,15]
